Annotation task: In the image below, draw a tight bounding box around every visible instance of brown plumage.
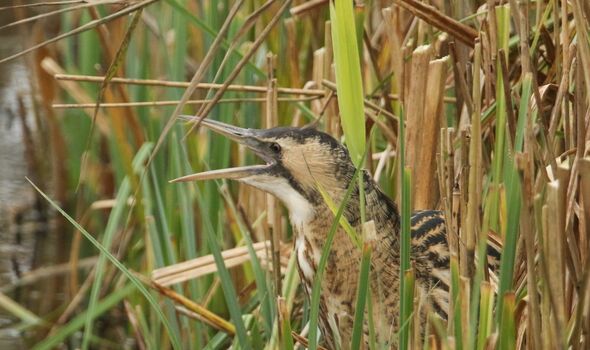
[172,117,501,349]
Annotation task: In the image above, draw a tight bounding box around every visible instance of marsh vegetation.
[0,0,589,349]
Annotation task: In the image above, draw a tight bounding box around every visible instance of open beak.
[170,116,272,183]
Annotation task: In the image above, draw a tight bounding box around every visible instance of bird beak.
[169,116,272,183]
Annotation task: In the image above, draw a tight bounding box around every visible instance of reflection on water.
[0,9,40,350]
[0,36,35,204]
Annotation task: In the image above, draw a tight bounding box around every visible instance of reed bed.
[1,0,589,349]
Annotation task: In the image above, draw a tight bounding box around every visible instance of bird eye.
[269,142,281,153]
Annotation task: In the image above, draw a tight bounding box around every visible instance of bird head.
[171,116,356,217]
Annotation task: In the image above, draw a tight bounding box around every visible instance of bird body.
[289,170,450,349]
[172,118,498,349]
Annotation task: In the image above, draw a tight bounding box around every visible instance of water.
[0,30,35,204]
[0,9,43,349]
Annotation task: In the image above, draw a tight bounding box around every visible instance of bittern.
[172,116,501,349]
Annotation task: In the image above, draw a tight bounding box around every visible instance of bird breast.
[291,207,366,349]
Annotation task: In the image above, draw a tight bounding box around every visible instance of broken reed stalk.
[572,0,590,104]
[312,48,325,107]
[277,297,294,349]
[413,55,448,210]
[284,18,301,91]
[572,159,590,345]
[459,130,470,279]
[382,6,405,114]
[151,241,277,286]
[152,282,236,335]
[460,276,471,349]
[544,180,567,346]
[404,44,432,209]
[323,21,338,136]
[518,148,543,350]
[581,158,590,245]
[439,128,456,256]
[465,41,482,281]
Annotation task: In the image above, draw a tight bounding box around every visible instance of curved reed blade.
[77,7,144,190]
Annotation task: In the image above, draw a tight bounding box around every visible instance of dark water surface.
[0,9,47,349]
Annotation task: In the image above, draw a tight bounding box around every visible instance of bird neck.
[294,170,402,250]
[346,171,401,245]
[325,170,399,223]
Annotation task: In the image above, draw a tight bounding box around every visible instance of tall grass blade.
[400,268,415,349]
[487,4,511,233]
[399,167,413,348]
[278,297,295,350]
[329,0,365,165]
[351,240,373,349]
[317,183,362,248]
[476,282,494,350]
[496,73,532,325]
[498,292,516,350]
[450,255,462,350]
